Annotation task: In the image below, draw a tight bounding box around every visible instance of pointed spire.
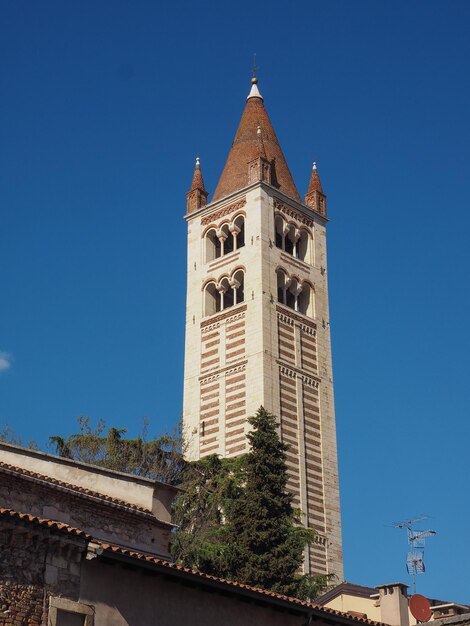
[187,156,208,213]
[213,78,300,203]
[305,161,327,216]
[307,161,323,194]
[190,156,206,192]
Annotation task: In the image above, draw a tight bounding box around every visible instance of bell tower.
[182,77,343,580]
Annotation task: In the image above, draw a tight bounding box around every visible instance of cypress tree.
[226,406,311,596]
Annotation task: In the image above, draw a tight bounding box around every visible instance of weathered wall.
[0,442,175,523]
[0,471,170,557]
[0,519,84,626]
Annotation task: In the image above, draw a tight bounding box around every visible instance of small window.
[275,215,284,250]
[204,281,219,316]
[49,598,94,626]
[232,270,245,305]
[57,611,86,626]
[276,269,288,305]
[298,283,314,317]
[219,277,234,310]
[233,215,245,250]
[284,225,295,255]
[297,230,310,262]
[205,229,221,262]
[220,224,234,255]
[276,269,314,318]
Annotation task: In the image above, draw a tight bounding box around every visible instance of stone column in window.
[217,282,227,310]
[230,276,241,304]
[229,222,241,251]
[216,227,227,256]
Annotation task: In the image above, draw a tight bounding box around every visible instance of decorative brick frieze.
[200,374,220,385]
[200,199,247,226]
[273,199,314,228]
[276,305,317,334]
[200,304,247,328]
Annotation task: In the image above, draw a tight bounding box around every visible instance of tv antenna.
[392,516,436,594]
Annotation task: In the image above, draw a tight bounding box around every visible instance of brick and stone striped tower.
[183,77,343,580]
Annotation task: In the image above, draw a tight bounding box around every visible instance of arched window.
[285,224,297,256]
[204,281,219,316]
[217,277,233,310]
[298,283,314,317]
[219,224,234,256]
[275,215,312,265]
[233,215,245,250]
[296,229,310,262]
[277,269,289,305]
[231,269,245,305]
[277,269,314,318]
[205,217,246,264]
[205,229,221,263]
[275,215,284,250]
[287,277,300,310]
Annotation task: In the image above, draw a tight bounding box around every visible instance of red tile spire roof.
[189,156,207,193]
[307,161,323,194]
[186,156,209,212]
[212,78,301,203]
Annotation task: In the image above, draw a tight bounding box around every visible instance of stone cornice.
[200,304,247,329]
[199,360,247,384]
[277,362,320,388]
[184,180,328,225]
[276,305,317,334]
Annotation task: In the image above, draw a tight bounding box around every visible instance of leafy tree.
[171,454,242,576]
[172,407,333,600]
[0,424,38,450]
[49,416,185,484]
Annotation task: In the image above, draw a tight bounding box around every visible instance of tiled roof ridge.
[0,460,152,515]
[99,543,384,625]
[0,507,90,539]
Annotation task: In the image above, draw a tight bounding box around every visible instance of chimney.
[376,583,410,626]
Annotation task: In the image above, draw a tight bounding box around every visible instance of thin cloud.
[0,352,12,373]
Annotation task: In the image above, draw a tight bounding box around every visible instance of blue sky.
[1,0,469,603]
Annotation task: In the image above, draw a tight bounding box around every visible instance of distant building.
[183,76,342,579]
[317,582,470,626]
[0,442,365,626]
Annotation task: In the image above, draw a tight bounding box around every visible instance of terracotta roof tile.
[99,543,384,625]
[212,84,301,203]
[0,505,383,626]
[0,461,152,515]
[0,507,90,538]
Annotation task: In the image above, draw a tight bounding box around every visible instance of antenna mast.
[393,516,436,593]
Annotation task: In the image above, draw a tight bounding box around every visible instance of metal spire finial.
[252,53,259,80]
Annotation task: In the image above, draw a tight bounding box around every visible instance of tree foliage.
[49,416,185,484]
[172,407,334,600]
[0,424,38,450]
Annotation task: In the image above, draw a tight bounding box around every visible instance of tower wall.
[183,182,343,580]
